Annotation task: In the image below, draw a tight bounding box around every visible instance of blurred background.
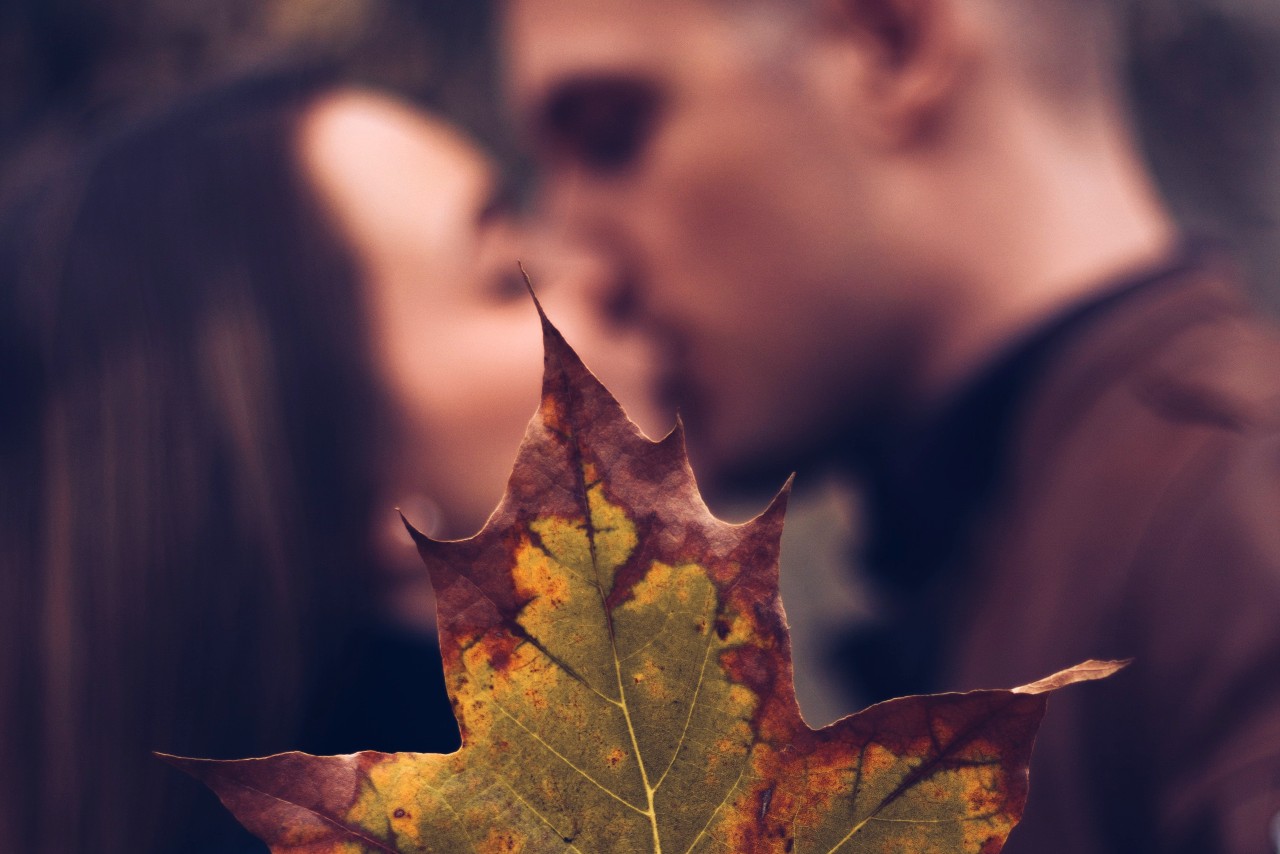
[4,0,1280,747]
[1128,0,1280,309]
[1,0,1279,839]
[0,0,511,207]
[4,0,1280,310]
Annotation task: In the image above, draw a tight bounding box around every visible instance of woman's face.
[300,90,667,548]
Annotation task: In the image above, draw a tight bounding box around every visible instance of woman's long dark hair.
[0,68,393,853]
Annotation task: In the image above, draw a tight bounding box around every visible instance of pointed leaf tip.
[759,473,795,523]
[657,413,687,449]
[156,753,223,788]
[1013,659,1131,695]
[398,509,437,554]
[518,260,554,331]
[155,751,190,771]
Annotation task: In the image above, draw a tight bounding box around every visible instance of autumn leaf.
[166,307,1123,853]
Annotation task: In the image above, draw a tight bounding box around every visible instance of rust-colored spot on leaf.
[166,305,1124,853]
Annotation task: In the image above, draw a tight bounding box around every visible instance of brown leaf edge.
[158,660,1128,852]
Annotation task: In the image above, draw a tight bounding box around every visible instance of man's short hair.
[716,0,1127,102]
[1001,0,1126,100]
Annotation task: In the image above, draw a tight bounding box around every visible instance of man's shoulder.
[964,261,1280,664]
[961,263,1280,854]
[1127,295,1280,439]
[1017,263,1280,480]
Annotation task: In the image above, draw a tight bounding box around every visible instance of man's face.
[507,0,916,482]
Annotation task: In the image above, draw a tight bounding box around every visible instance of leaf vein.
[493,702,648,815]
[226,780,400,854]
[418,780,481,854]
[619,610,674,663]
[682,766,749,854]
[500,781,587,852]
[653,609,718,792]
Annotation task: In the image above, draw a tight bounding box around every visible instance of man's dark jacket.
[937,259,1280,853]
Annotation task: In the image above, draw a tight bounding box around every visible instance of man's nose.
[534,175,644,325]
[540,168,620,245]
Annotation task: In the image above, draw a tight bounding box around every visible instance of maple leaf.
[167,308,1123,853]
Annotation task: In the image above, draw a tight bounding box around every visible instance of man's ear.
[814,0,969,145]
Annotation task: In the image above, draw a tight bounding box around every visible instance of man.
[504,0,1280,851]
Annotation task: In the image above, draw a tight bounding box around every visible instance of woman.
[0,68,660,853]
